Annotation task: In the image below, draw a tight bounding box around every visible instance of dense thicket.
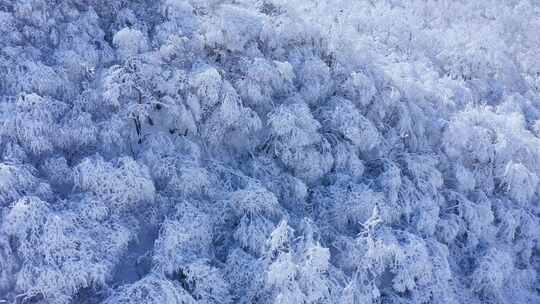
[1,1,540,303]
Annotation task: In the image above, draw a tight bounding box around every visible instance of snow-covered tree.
[1,1,540,303]
[103,273,195,304]
[3,196,132,303]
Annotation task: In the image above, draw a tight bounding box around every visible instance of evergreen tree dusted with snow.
[1,1,540,303]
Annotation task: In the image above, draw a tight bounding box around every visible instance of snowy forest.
[1,0,540,303]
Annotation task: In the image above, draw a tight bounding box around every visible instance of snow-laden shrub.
[113,28,148,59]
[0,163,51,207]
[74,156,155,214]
[267,101,333,182]
[359,226,454,304]
[262,221,336,304]
[321,97,380,152]
[103,273,195,304]
[223,184,282,255]
[3,196,132,303]
[153,203,213,273]
[471,249,513,302]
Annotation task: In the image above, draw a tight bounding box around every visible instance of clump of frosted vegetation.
[113,28,148,59]
[1,1,540,303]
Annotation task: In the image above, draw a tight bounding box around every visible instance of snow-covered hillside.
[1,1,540,303]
